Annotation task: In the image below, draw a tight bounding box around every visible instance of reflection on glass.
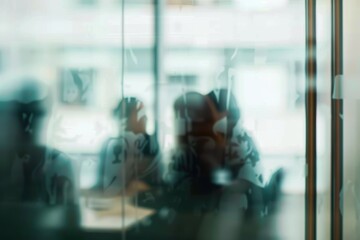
[0,0,339,239]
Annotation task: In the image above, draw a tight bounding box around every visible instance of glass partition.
[0,0,354,239]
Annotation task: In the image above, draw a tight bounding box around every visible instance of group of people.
[95,88,283,239]
[0,78,283,239]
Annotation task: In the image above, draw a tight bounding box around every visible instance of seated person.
[160,90,282,240]
[167,92,225,192]
[169,90,264,193]
[161,91,243,240]
[0,77,78,240]
[0,78,77,205]
[96,97,163,197]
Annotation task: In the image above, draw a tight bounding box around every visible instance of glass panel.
[0,0,157,238]
[153,1,306,239]
[0,0,334,239]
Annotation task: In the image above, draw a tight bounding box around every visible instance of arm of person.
[44,149,78,205]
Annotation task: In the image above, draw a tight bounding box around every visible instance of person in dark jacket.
[0,78,77,205]
[0,77,79,240]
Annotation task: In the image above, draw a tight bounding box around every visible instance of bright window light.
[236,65,287,114]
[235,0,289,11]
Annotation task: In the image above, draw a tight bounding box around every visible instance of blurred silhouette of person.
[159,89,283,240]
[169,90,263,193]
[207,88,283,214]
[97,97,163,197]
[0,77,80,240]
[168,92,224,191]
[0,78,77,205]
[160,91,244,240]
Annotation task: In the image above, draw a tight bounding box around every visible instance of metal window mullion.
[305,0,318,239]
[154,0,164,138]
[331,0,344,240]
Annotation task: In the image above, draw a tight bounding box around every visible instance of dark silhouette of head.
[0,78,51,146]
[173,92,225,145]
[206,88,240,139]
